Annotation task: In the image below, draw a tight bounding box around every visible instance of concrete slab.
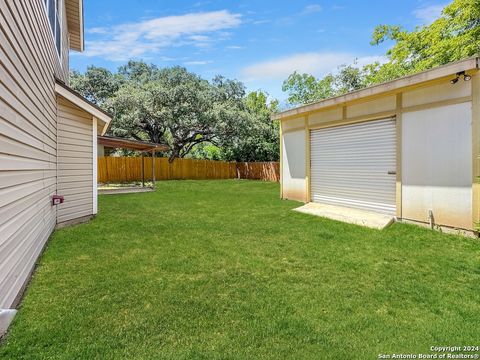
[98,187,154,195]
[293,202,395,230]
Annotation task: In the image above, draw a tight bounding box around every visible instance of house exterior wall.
[0,0,75,309]
[472,73,480,230]
[280,71,478,231]
[56,97,93,224]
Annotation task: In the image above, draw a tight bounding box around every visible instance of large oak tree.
[109,65,247,162]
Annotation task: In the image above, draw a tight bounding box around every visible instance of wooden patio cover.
[97,136,169,188]
[97,136,169,152]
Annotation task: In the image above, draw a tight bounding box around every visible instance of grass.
[1,180,479,359]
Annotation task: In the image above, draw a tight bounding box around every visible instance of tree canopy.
[71,61,279,162]
[221,91,279,162]
[189,91,279,162]
[70,66,123,106]
[282,0,480,106]
[371,0,480,81]
[282,63,374,106]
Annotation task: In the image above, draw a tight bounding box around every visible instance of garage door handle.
[388,170,396,175]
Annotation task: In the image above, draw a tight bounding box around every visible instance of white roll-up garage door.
[310,118,396,215]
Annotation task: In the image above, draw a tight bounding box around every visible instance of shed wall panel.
[403,80,471,108]
[308,107,343,126]
[282,117,305,132]
[402,102,472,229]
[281,129,306,201]
[346,96,396,119]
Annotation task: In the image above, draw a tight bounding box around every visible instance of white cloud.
[189,35,210,42]
[188,35,212,48]
[352,55,388,68]
[301,4,322,15]
[242,52,387,81]
[183,60,213,65]
[413,4,445,24]
[86,27,108,34]
[83,10,242,61]
[158,56,176,62]
[252,19,270,25]
[226,45,244,50]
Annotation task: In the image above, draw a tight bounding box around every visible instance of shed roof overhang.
[55,79,112,135]
[273,56,480,121]
[65,0,84,52]
[98,136,169,152]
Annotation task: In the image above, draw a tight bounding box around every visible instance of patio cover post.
[152,149,156,189]
[141,153,145,188]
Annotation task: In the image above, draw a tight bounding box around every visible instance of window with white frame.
[43,0,62,60]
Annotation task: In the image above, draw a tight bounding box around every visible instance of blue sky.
[71,0,446,101]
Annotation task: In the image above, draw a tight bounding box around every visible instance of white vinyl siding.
[56,97,93,224]
[310,118,397,215]
[0,0,69,309]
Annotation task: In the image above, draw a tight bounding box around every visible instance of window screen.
[48,0,55,33]
[45,0,62,61]
[55,16,61,57]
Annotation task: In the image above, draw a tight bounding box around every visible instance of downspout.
[0,309,17,338]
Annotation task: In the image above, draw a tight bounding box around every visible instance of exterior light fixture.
[451,71,471,84]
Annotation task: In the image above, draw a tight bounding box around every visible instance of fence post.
[152,150,156,189]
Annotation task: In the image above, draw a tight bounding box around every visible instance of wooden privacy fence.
[98,157,279,183]
[236,162,280,182]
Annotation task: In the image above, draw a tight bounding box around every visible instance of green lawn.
[1,180,479,359]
